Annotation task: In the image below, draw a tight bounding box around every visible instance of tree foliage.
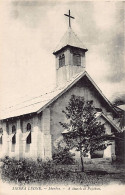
[60,95,111,171]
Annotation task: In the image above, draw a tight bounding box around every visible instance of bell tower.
[53,10,88,87]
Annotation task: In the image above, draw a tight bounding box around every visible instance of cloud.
[93,2,116,30]
[0,1,124,107]
[88,2,124,83]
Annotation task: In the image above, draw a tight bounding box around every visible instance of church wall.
[21,116,34,159]
[96,117,115,159]
[0,76,116,161]
[0,121,8,159]
[50,78,115,161]
[41,108,52,160]
[16,119,23,159]
[21,114,44,160]
[99,118,116,160]
[57,65,84,86]
[37,114,44,159]
[99,118,111,135]
[8,120,18,158]
[0,113,46,160]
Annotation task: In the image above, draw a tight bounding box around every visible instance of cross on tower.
[64,10,75,28]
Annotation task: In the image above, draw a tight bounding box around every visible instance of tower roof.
[53,27,88,54]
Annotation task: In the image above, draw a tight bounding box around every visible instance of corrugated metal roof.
[117,105,125,111]
[0,89,63,120]
[54,27,87,53]
[62,112,121,133]
[0,71,117,120]
[94,112,121,132]
[0,72,84,120]
[101,113,121,132]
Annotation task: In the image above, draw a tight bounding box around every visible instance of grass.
[53,163,125,185]
[0,157,125,185]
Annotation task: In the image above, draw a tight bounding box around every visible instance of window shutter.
[59,54,65,67]
[73,54,81,66]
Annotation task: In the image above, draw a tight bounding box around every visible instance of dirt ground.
[55,162,125,185]
[85,163,125,184]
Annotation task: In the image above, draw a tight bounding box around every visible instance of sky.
[0,0,125,109]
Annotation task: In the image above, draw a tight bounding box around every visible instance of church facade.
[0,11,121,162]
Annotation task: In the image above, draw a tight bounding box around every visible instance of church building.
[0,10,121,162]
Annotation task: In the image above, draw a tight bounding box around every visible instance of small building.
[0,11,122,162]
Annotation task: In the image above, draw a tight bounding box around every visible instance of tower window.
[26,123,31,144]
[59,54,65,67]
[73,53,81,66]
[0,128,3,144]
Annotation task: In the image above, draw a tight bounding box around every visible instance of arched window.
[0,128,3,144]
[26,123,31,144]
[12,125,16,134]
[73,53,81,66]
[27,123,31,131]
[12,125,16,144]
[59,54,65,67]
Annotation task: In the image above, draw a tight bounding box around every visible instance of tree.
[60,95,112,172]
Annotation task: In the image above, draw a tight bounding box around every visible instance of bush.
[1,156,71,184]
[52,148,75,165]
[1,156,112,185]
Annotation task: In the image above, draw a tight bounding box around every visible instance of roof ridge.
[70,28,86,48]
[54,28,69,52]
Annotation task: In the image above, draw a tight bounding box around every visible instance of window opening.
[12,125,16,144]
[0,128,3,144]
[26,123,31,144]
